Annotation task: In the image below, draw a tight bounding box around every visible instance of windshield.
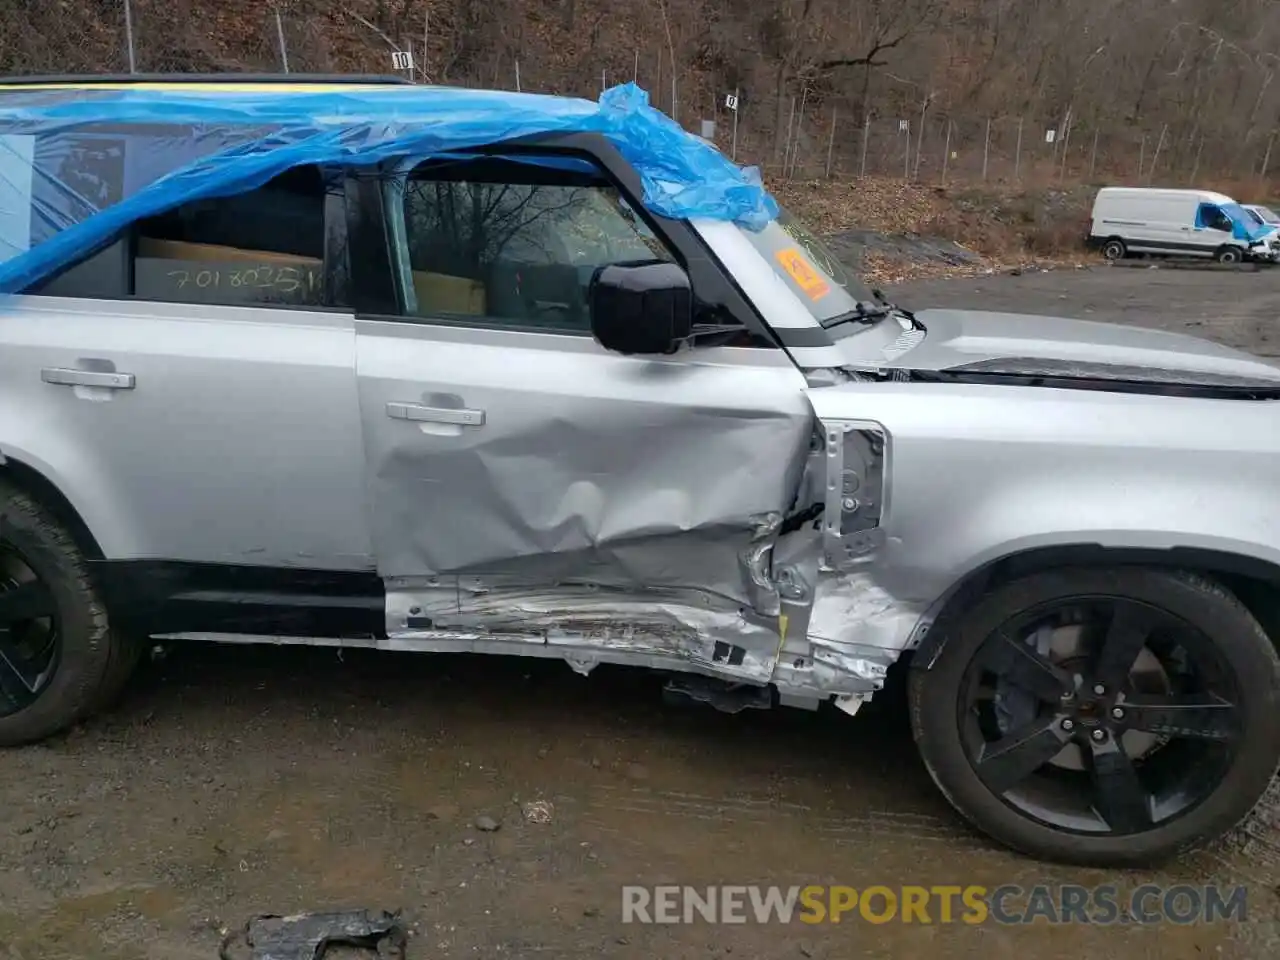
[740,208,873,326]
[1256,206,1280,224]
[1222,202,1253,226]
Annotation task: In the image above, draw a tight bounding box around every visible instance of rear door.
[2,159,372,578]
[347,155,813,678]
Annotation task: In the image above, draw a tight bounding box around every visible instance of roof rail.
[0,73,413,86]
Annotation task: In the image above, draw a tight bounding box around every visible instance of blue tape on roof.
[0,82,777,292]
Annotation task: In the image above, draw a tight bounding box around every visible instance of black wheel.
[1215,245,1243,263]
[0,482,125,746]
[1101,239,1126,261]
[909,567,1280,866]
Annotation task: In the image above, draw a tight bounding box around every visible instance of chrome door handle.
[41,367,135,389]
[386,401,485,426]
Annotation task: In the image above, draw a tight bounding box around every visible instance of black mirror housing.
[588,261,693,355]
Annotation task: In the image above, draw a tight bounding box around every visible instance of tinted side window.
[1198,203,1232,233]
[134,165,338,308]
[395,161,675,333]
[30,165,348,309]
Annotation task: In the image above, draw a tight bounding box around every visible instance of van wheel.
[1102,239,1126,261]
[0,482,127,746]
[1215,246,1243,263]
[908,567,1280,866]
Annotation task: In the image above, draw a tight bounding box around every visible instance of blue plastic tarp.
[0,82,777,292]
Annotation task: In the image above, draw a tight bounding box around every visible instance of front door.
[351,155,813,681]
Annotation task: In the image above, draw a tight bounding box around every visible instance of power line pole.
[123,0,137,73]
[274,7,290,74]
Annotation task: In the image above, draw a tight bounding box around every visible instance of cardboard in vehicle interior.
[411,270,486,315]
[134,255,325,307]
[137,236,320,267]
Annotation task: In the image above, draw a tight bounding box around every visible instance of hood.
[1238,219,1278,244]
[873,309,1280,389]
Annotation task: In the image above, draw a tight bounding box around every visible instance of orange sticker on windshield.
[774,247,830,300]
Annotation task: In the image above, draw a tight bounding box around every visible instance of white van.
[1089,187,1280,263]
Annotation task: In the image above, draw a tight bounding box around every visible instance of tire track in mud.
[568,783,990,852]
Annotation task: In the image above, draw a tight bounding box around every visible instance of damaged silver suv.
[1,75,1279,867]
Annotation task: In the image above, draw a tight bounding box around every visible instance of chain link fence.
[8,3,1279,195]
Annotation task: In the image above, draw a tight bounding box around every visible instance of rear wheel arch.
[1101,237,1127,260]
[0,454,104,562]
[911,543,1280,669]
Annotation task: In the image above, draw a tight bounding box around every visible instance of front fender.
[803,379,1280,667]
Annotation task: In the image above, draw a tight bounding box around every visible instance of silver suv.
[2,75,1279,868]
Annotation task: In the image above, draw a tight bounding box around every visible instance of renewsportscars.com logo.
[620,884,1248,925]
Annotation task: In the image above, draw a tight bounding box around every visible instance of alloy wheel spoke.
[0,628,51,695]
[1089,737,1154,834]
[1123,692,1239,743]
[1094,601,1155,689]
[0,580,55,626]
[980,630,1074,703]
[974,714,1070,795]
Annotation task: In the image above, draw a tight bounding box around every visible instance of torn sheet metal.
[219,909,406,960]
[766,417,921,700]
[0,82,777,291]
[385,579,786,685]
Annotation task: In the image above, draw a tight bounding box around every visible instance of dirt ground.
[5,264,1280,960]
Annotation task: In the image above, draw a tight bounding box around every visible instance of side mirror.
[589,261,693,355]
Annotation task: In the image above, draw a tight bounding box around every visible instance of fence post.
[123,0,137,73]
[1261,132,1276,181]
[861,116,870,177]
[982,117,990,180]
[731,86,740,161]
[914,97,927,179]
[633,50,639,84]
[1148,123,1168,184]
[274,7,290,73]
[1058,112,1074,183]
[941,120,952,185]
[656,50,662,109]
[1191,134,1204,184]
[904,121,911,180]
[790,86,809,178]
[783,96,796,178]
[1089,129,1099,180]
[515,59,521,92]
[1138,135,1146,180]
[826,106,837,178]
[1014,117,1023,181]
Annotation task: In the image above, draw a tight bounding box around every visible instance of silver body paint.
[7,213,1280,715]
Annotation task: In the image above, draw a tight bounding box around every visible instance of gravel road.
[3,264,1280,960]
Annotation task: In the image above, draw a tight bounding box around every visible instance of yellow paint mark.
[773,246,831,300]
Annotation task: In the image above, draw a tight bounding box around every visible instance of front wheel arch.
[911,544,1280,670]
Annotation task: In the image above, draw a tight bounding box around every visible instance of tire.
[1215,245,1243,263]
[0,481,126,746]
[909,566,1280,866]
[1101,238,1126,261]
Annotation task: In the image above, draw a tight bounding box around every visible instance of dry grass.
[772,176,1100,280]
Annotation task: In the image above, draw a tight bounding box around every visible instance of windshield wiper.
[821,289,917,330]
[820,300,892,329]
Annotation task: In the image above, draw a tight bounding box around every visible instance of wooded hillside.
[5,1,1280,186]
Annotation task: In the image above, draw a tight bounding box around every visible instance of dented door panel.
[354,318,814,677]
